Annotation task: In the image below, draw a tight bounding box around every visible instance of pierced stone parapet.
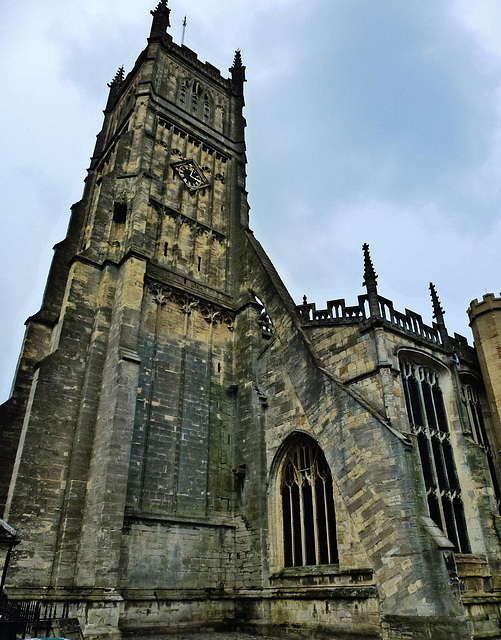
[297,295,368,324]
[297,293,475,358]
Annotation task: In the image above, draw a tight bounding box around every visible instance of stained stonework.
[1,3,501,640]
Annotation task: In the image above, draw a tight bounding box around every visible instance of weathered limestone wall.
[120,520,236,589]
[242,231,472,640]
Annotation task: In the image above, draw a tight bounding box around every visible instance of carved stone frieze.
[148,282,169,306]
[146,280,234,330]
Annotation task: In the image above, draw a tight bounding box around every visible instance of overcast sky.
[1,1,501,400]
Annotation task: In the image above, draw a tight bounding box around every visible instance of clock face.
[173,160,209,191]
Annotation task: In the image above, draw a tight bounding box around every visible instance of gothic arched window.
[401,359,471,553]
[281,437,338,567]
[192,81,202,113]
[203,94,211,122]
[178,79,189,106]
[462,382,501,513]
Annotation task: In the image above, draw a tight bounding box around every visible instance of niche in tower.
[113,201,127,224]
[109,200,128,247]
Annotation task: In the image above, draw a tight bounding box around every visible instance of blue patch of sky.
[290,2,499,204]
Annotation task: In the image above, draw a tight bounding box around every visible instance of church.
[1,3,501,639]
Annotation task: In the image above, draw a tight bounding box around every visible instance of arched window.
[203,94,211,122]
[401,359,470,553]
[178,79,189,106]
[192,81,202,113]
[281,437,338,567]
[462,382,501,512]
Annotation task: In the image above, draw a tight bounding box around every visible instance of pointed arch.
[191,81,202,113]
[277,433,338,567]
[203,92,212,123]
[178,78,190,106]
[399,354,471,553]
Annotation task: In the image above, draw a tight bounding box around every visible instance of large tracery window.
[281,438,338,567]
[462,383,501,513]
[401,359,471,553]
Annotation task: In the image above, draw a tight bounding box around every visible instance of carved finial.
[107,66,125,89]
[362,243,380,318]
[105,66,126,111]
[231,49,243,70]
[303,295,308,305]
[429,282,449,346]
[429,282,445,320]
[151,0,169,15]
[150,0,171,38]
[362,243,378,288]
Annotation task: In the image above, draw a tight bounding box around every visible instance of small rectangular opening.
[164,242,168,257]
[113,202,127,224]
[197,256,202,272]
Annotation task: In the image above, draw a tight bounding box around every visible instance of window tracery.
[281,438,338,567]
[462,383,501,512]
[177,78,213,125]
[401,359,470,553]
[203,94,211,122]
[179,79,189,106]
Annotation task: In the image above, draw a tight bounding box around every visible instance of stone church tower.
[2,3,501,639]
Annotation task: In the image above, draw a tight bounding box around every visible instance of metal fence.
[0,600,82,640]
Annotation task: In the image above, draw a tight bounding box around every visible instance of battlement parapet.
[297,295,368,325]
[168,41,230,88]
[297,293,475,360]
[468,293,501,322]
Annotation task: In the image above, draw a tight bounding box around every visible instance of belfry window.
[401,360,470,553]
[281,437,338,567]
[192,82,202,113]
[462,383,501,512]
[113,201,127,224]
[179,80,189,106]
[203,95,211,122]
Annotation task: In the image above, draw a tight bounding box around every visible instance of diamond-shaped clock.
[173,160,209,191]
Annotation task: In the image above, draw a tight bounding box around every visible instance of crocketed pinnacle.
[429,282,445,322]
[362,244,380,318]
[107,66,125,89]
[151,0,169,14]
[150,0,171,34]
[362,243,378,289]
[230,49,243,71]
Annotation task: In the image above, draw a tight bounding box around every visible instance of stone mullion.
[299,478,307,566]
[287,486,295,567]
[444,492,461,550]
[323,480,332,564]
[311,473,320,565]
